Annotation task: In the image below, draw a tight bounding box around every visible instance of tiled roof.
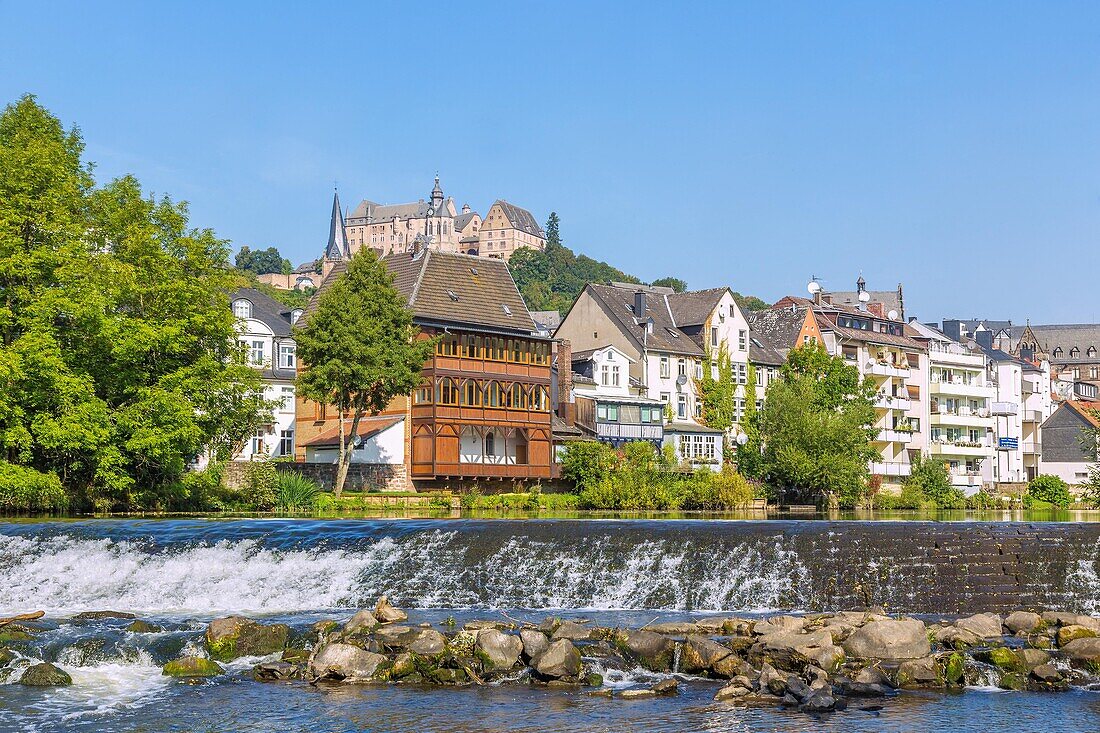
[829,324,924,350]
[585,284,705,357]
[454,211,479,231]
[492,200,545,238]
[828,289,903,319]
[749,331,786,366]
[749,307,808,351]
[530,310,561,332]
[299,415,404,447]
[230,288,295,337]
[665,288,728,327]
[1061,401,1100,429]
[1010,323,1100,362]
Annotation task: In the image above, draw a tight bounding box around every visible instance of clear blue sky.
[3,1,1099,324]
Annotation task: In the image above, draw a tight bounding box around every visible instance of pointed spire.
[430,174,444,208]
[326,190,349,260]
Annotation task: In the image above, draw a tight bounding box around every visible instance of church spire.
[430,174,444,209]
[325,189,349,261]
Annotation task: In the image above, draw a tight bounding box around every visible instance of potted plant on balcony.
[894,420,916,433]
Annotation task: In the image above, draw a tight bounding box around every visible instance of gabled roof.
[749,331,786,367]
[230,288,296,337]
[454,211,480,231]
[1010,323,1100,363]
[584,284,705,357]
[665,287,730,327]
[299,415,405,448]
[749,307,809,351]
[491,200,545,238]
[571,344,636,364]
[530,310,561,333]
[1045,400,1100,430]
[827,288,904,319]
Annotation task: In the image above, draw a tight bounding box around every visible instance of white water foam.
[1064,538,1100,615]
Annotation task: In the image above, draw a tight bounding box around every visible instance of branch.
[0,610,44,628]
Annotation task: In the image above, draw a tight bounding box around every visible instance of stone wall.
[223,461,409,492]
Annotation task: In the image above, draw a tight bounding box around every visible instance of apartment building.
[570,345,665,448]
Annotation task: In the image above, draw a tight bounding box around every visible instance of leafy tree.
[733,292,769,312]
[697,345,735,432]
[295,250,434,495]
[759,344,877,506]
[1025,474,1072,508]
[737,363,764,478]
[235,245,291,276]
[904,453,964,509]
[651,277,687,292]
[560,440,616,491]
[0,95,271,510]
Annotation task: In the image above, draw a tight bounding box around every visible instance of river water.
[1,518,1099,732]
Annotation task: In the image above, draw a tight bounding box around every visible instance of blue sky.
[3,1,1099,324]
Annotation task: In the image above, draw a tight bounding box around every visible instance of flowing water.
[1,518,1099,732]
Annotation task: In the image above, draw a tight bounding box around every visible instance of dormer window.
[233,299,252,319]
[1070,347,1080,358]
[1088,347,1097,358]
[290,309,303,325]
[1053,347,1063,358]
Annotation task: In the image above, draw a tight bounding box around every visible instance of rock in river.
[533,639,582,679]
[476,629,523,671]
[162,657,223,678]
[374,596,408,624]
[19,662,72,686]
[842,618,930,661]
[614,629,675,672]
[308,643,388,681]
[205,616,289,661]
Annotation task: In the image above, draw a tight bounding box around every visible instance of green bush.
[904,454,965,509]
[1025,474,1071,508]
[240,461,277,510]
[1082,464,1100,509]
[0,462,68,512]
[560,441,617,491]
[274,471,321,511]
[964,490,999,510]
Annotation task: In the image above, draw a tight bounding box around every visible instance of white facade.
[304,419,405,465]
[925,338,996,495]
[985,356,1053,484]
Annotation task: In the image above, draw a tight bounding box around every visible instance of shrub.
[240,461,277,511]
[0,462,68,513]
[965,489,999,510]
[275,471,320,511]
[560,441,617,491]
[1025,474,1071,508]
[904,454,964,509]
[1081,464,1100,509]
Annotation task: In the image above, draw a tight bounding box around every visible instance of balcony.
[1021,409,1043,423]
[949,471,984,488]
[930,406,993,427]
[596,423,663,441]
[869,461,911,477]
[991,402,1018,416]
[874,394,913,411]
[869,362,910,379]
[930,378,993,398]
[875,429,914,444]
[929,439,993,457]
[1023,440,1042,454]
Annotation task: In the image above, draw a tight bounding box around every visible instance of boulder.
[19,662,73,686]
[753,629,844,672]
[784,675,812,701]
[252,661,299,681]
[1061,637,1100,668]
[551,621,594,641]
[619,688,655,699]
[800,689,837,712]
[519,628,550,662]
[0,648,15,667]
[712,654,754,680]
[308,642,388,681]
[651,678,678,696]
[1015,648,1051,671]
[1041,611,1080,627]
[533,639,582,679]
[933,625,984,650]
[1004,611,1042,634]
[205,616,289,661]
[1030,663,1063,683]
[72,610,135,621]
[714,684,751,701]
[463,620,515,631]
[374,596,408,624]
[644,621,699,635]
[344,609,379,635]
[125,620,161,634]
[475,629,523,671]
[758,662,786,695]
[752,615,804,636]
[1056,624,1097,647]
[373,625,420,648]
[953,613,1003,639]
[842,618,930,661]
[614,629,676,672]
[895,656,942,687]
[680,635,732,675]
[162,657,223,678]
[407,629,447,656]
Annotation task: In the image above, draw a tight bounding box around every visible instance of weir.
[1,519,1098,616]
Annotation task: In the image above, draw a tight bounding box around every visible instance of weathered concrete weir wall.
[1,520,1098,615]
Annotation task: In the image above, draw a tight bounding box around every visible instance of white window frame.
[249,340,265,366]
[279,343,296,369]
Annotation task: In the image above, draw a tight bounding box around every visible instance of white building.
[230,288,300,460]
[569,345,665,448]
[979,341,1054,484]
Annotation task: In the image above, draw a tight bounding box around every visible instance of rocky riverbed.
[5,600,1098,717]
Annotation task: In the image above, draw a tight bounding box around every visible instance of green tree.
[737,363,764,478]
[1025,474,1072,508]
[697,345,736,432]
[651,277,687,292]
[0,95,271,510]
[545,211,561,250]
[236,245,291,276]
[759,344,877,506]
[295,250,434,495]
[904,453,964,508]
[732,292,769,312]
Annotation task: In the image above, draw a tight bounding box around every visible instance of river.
[1,518,1098,732]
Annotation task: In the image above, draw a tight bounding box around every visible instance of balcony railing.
[930,439,993,455]
[869,461,911,477]
[874,394,913,411]
[949,471,984,487]
[876,429,914,444]
[1022,409,1043,423]
[1023,440,1042,454]
[596,423,663,441]
[868,362,910,379]
[991,402,1018,416]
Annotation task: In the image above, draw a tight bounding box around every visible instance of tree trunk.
[334,409,364,497]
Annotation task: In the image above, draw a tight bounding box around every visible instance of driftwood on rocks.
[0,611,44,628]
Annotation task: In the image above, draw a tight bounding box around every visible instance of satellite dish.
[736,432,749,446]
[676,374,688,386]
[967,340,978,350]
[807,280,822,295]
[858,290,871,303]
[888,309,899,321]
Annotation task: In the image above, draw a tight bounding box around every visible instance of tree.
[1025,474,1072,508]
[697,345,735,432]
[236,245,291,276]
[737,363,764,477]
[758,344,878,506]
[294,250,434,495]
[545,211,561,251]
[733,292,769,312]
[651,277,687,292]
[0,95,272,510]
[904,453,964,508]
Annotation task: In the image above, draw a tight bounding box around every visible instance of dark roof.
[299,415,404,447]
[749,331,786,367]
[585,284,705,356]
[531,310,561,332]
[664,421,724,435]
[749,307,808,351]
[492,200,545,238]
[829,324,924,350]
[828,288,904,319]
[230,288,296,337]
[326,192,349,260]
[665,288,729,327]
[1010,323,1100,362]
[304,251,538,336]
[454,211,479,231]
[1044,401,1100,431]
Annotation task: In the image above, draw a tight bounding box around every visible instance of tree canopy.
[0,95,271,511]
[236,245,291,276]
[294,250,434,494]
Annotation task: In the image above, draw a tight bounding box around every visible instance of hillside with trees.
[509,213,768,314]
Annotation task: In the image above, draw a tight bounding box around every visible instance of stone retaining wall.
[223,461,409,492]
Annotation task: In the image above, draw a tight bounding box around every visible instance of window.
[233,299,252,319]
[436,378,459,405]
[281,386,294,411]
[485,431,496,456]
[694,401,702,418]
[249,340,265,366]
[842,345,858,361]
[678,359,686,377]
[737,363,747,385]
[738,330,747,351]
[251,429,266,455]
[660,356,670,378]
[1089,347,1097,358]
[461,380,482,406]
[695,361,703,380]
[711,327,719,347]
[414,381,433,404]
[1053,347,1064,358]
[510,383,528,409]
[532,386,550,411]
[279,343,296,369]
[278,430,294,457]
[660,392,671,405]
[612,365,621,386]
[486,381,504,407]
[597,404,607,420]
[1070,348,1080,358]
[677,394,687,418]
[606,404,619,421]
[1091,367,1098,379]
[601,364,611,386]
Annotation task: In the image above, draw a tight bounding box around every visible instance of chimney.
[556,339,575,425]
[634,291,647,320]
[975,330,994,350]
